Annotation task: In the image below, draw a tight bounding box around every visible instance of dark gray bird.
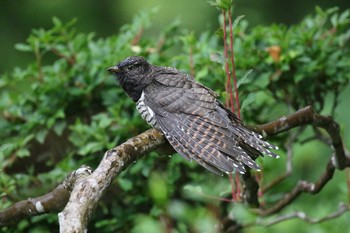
[108,56,278,175]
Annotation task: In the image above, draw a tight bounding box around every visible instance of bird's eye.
[125,63,141,71]
[126,65,134,71]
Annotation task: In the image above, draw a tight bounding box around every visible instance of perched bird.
[108,56,278,175]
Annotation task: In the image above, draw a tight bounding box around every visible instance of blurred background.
[1,0,350,73]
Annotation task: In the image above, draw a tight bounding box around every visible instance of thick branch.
[0,166,91,227]
[58,128,165,233]
[257,106,347,170]
[0,185,69,226]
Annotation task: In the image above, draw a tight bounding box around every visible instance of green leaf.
[240,93,256,110]
[53,121,67,136]
[237,69,253,87]
[148,173,168,206]
[232,15,245,29]
[118,178,133,191]
[255,73,270,88]
[21,134,35,146]
[14,43,32,52]
[183,184,203,194]
[196,67,208,80]
[294,73,304,83]
[17,148,30,158]
[35,129,48,144]
[52,17,62,27]
[208,0,233,11]
[78,141,103,155]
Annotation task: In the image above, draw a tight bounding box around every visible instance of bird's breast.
[136,92,159,128]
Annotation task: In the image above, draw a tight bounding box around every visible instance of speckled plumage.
[108,56,278,175]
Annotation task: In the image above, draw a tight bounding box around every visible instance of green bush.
[1,7,349,233]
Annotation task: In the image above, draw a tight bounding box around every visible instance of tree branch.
[257,106,347,170]
[260,129,299,194]
[58,128,165,233]
[245,202,350,227]
[0,166,92,227]
[255,106,349,216]
[256,159,337,216]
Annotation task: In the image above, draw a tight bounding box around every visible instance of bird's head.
[108,56,151,101]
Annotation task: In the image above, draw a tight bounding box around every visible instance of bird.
[108,56,278,175]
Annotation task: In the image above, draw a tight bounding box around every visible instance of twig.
[227,9,240,119]
[261,129,300,193]
[222,10,235,114]
[189,47,195,77]
[346,166,350,203]
[223,7,243,203]
[245,202,350,227]
[256,159,337,216]
[131,27,144,45]
[241,169,260,207]
[50,48,76,65]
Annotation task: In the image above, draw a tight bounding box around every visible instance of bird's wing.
[144,73,277,174]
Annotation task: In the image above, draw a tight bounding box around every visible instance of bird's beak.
[107,66,120,73]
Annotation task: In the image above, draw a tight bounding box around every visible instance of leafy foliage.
[0,7,349,233]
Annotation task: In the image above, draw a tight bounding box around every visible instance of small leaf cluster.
[234,7,350,118]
